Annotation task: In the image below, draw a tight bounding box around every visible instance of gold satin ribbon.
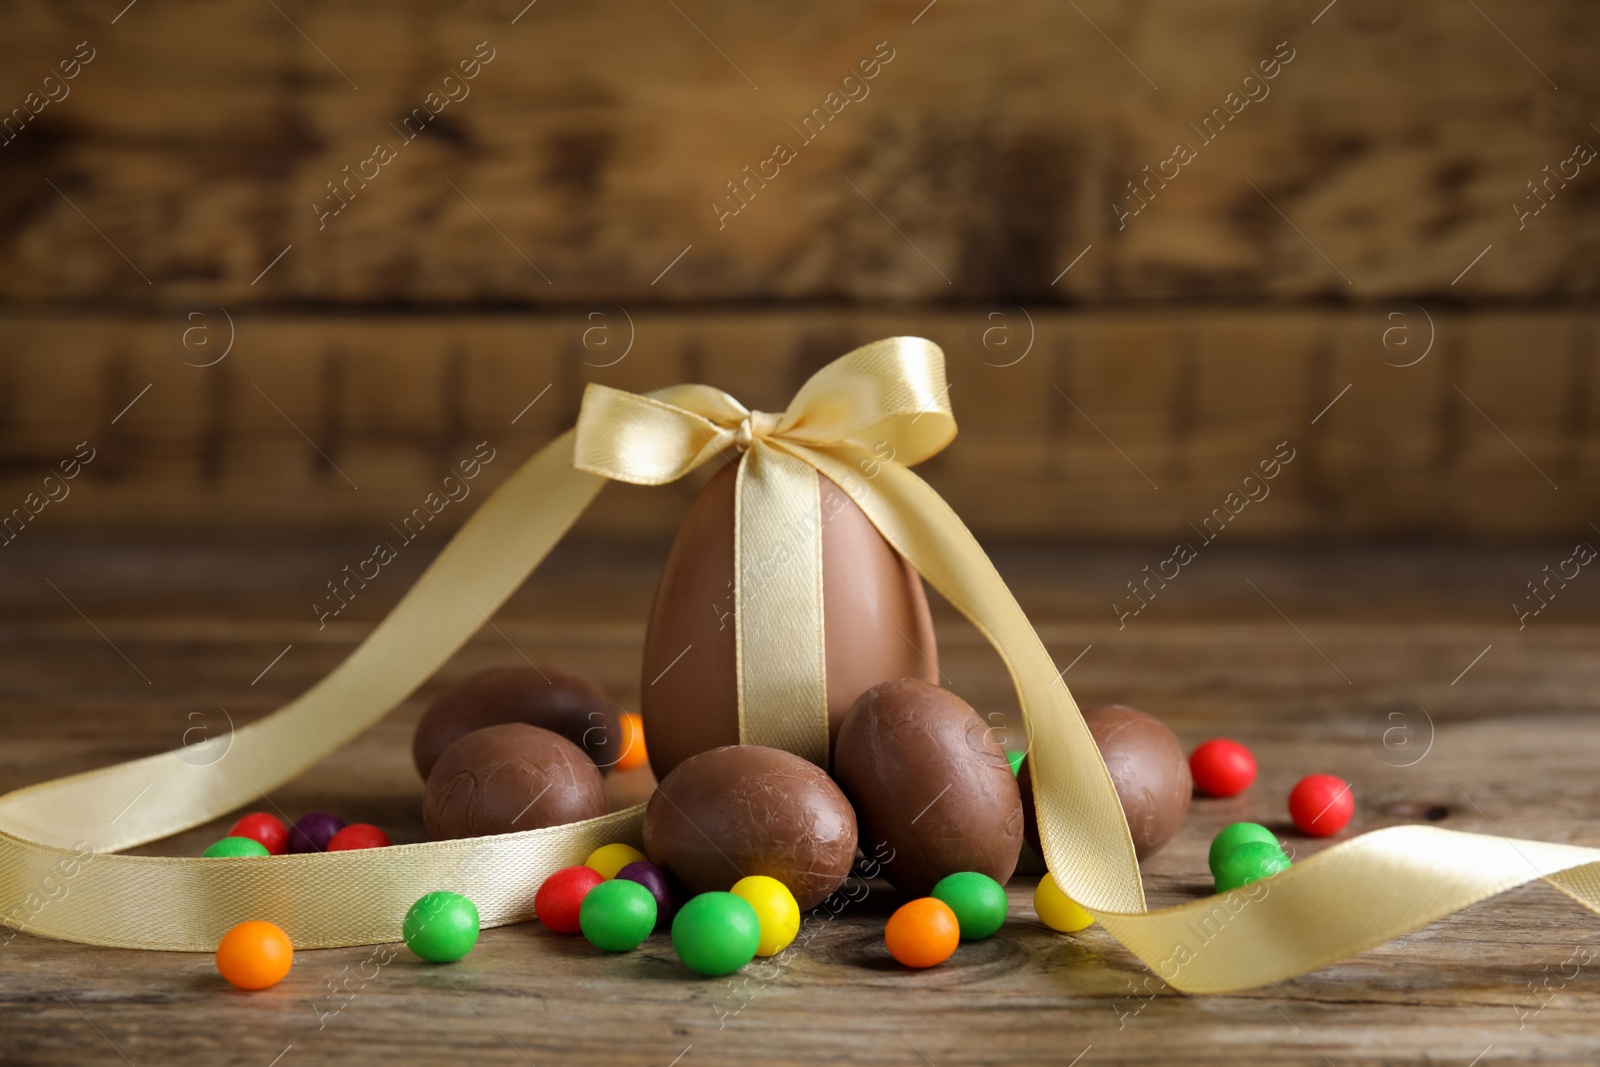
[2,338,1597,994]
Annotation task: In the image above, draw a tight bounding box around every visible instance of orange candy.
[215,920,294,990]
[614,712,649,773]
[884,897,961,969]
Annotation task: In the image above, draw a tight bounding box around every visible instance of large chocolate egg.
[833,678,1023,896]
[642,745,857,911]
[413,665,621,781]
[1019,704,1190,859]
[424,723,608,840]
[640,463,938,779]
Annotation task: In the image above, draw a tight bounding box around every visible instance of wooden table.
[2,534,1597,1065]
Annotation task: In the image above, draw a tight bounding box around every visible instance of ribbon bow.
[4,337,1599,995]
[572,338,958,484]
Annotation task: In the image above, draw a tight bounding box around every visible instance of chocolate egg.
[642,745,857,910]
[639,464,939,780]
[413,665,621,781]
[833,678,1023,896]
[423,723,608,840]
[1019,704,1190,859]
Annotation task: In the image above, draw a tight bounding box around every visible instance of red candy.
[326,823,391,851]
[228,813,289,856]
[1289,774,1354,836]
[536,865,605,933]
[1189,739,1257,798]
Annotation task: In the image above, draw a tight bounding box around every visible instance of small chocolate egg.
[642,745,857,911]
[424,723,608,840]
[413,665,622,781]
[1019,704,1191,860]
[639,464,939,780]
[833,679,1023,897]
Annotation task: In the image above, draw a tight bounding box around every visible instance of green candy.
[932,871,1008,940]
[1213,841,1292,894]
[1007,751,1025,776]
[403,891,480,963]
[1208,822,1280,874]
[671,892,761,976]
[202,836,270,858]
[580,878,657,952]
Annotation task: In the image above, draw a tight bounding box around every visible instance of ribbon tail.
[0,430,648,951]
[792,443,1145,914]
[1095,827,1600,993]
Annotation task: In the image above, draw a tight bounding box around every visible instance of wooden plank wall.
[0,0,1595,537]
[0,310,1593,538]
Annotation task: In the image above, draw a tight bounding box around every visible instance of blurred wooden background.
[1,0,1596,537]
[6,8,1600,1064]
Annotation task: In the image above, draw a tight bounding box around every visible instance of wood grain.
[0,1,1595,306]
[0,309,1595,536]
[1,536,1599,1065]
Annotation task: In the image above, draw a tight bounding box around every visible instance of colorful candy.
[228,813,288,855]
[289,812,346,854]
[1208,822,1280,875]
[580,879,657,952]
[884,897,960,968]
[730,875,799,957]
[1213,841,1292,893]
[1289,774,1354,836]
[203,836,271,858]
[671,892,761,976]
[215,920,294,990]
[617,861,678,928]
[326,824,391,851]
[1007,751,1025,776]
[931,871,1008,940]
[403,891,480,962]
[585,842,648,880]
[1189,738,1257,798]
[536,865,606,933]
[614,711,650,773]
[1033,874,1094,933]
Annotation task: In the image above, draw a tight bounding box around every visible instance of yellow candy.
[585,843,647,880]
[730,875,800,957]
[1034,874,1095,933]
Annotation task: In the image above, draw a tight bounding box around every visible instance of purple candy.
[616,861,678,927]
[289,811,345,853]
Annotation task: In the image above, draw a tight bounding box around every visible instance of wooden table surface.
[2,533,1598,1066]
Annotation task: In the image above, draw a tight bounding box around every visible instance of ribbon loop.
[573,385,739,486]
[775,336,955,466]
